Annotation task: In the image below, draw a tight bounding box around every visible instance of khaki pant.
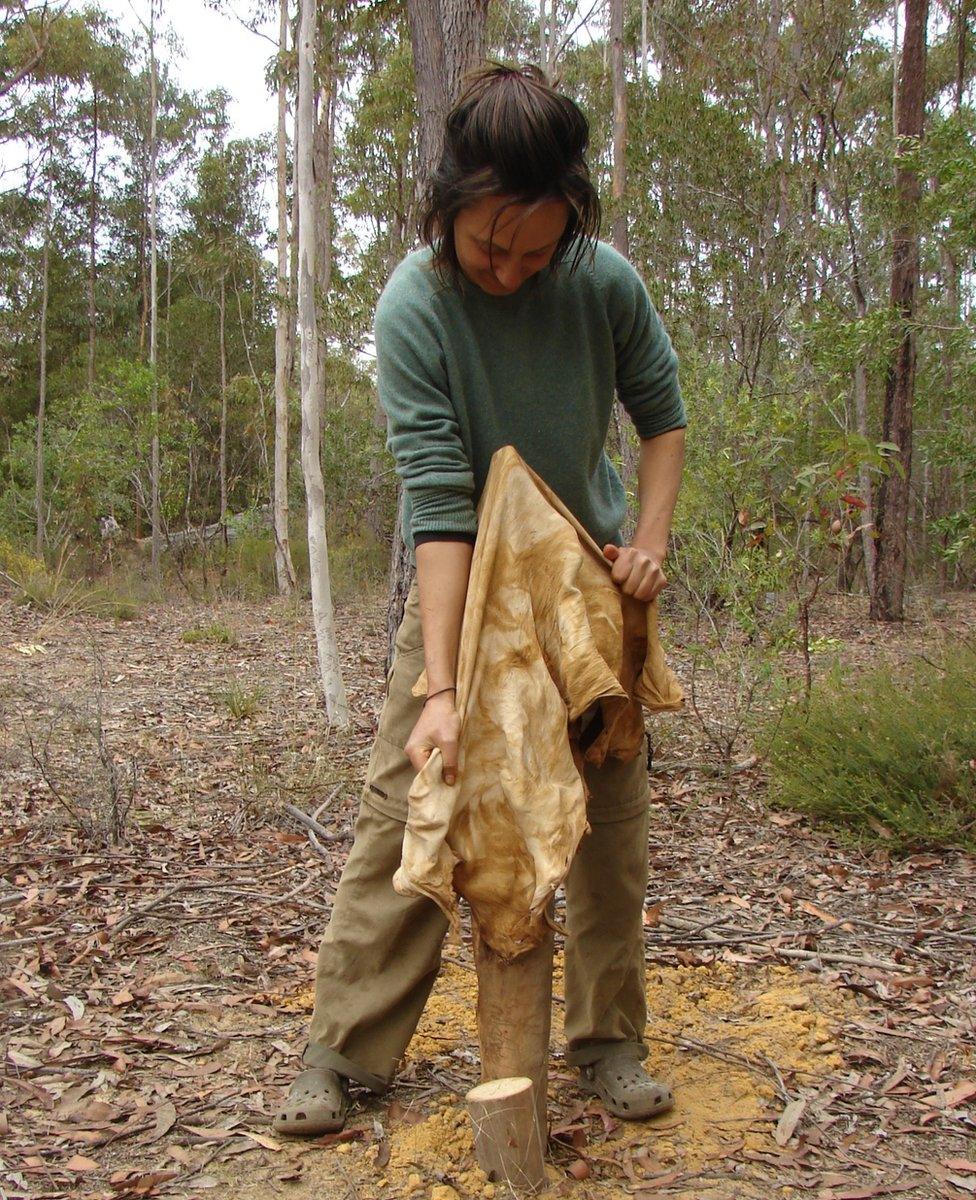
[304,586,652,1092]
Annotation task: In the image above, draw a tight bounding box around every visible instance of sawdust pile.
[272,952,852,1196]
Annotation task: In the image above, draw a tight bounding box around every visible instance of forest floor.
[1,583,975,1200]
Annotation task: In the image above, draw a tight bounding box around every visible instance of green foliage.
[764,647,976,851]
[669,360,902,765]
[181,621,236,645]
[216,680,264,721]
[930,509,976,568]
[1,359,154,545]
[201,524,387,604]
[0,538,139,621]
[101,596,139,622]
[325,528,389,599]
[672,343,896,607]
[5,544,90,615]
[912,109,976,253]
[0,536,43,583]
[322,355,395,540]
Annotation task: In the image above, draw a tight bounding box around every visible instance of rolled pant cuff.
[303,1042,390,1094]
[565,1039,648,1068]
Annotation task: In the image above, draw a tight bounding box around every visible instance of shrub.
[0,539,141,621]
[184,524,387,604]
[4,544,91,616]
[0,536,43,583]
[17,673,138,845]
[216,681,264,720]
[764,645,976,851]
[103,598,140,622]
[182,621,237,645]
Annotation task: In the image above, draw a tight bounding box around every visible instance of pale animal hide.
[393,446,683,960]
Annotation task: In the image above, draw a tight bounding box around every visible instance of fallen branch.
[111,882,191,935]
[655,914,917,973]
[282,794,345,845]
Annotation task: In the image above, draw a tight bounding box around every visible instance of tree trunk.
[547,0,557,74]
[609,0,637,500]
[610,0,628,260]
[870,0,928,621]
[138,176,148,359]
[274,0,298,595]
[936,0,968,586]
[219,271,228,531]
[88,86,98,389]
[836,131,878,596]
[165,238,172,360]
[35,202,51,561]
[954,0,968,110]
[297,0,349,726]
[313,74,335,368]
[853,360,877,594]
[892,0,900,134]
[473,922,553,1140]
[388,0,490,668]
[466,1078,547,1192]
[440,0,488,99]
[640,0,648,78]
[148,4,161,573]
[289,99,300,389]
[406,0,449,191]
[538,0,559,75]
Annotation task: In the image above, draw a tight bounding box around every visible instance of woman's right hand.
[405,692,461,786]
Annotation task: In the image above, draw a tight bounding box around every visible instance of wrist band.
[424,686,456,705]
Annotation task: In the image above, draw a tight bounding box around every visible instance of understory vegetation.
[765,645,976,852]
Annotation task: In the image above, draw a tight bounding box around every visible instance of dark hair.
[418,64,601,281]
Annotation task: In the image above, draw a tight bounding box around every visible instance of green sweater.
[375,241,686,550]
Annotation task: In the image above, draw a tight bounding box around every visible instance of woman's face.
[453,195,571,296]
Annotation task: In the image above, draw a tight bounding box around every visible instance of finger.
[636,569,667,602]
[619,556,649,596]
[440,738,459,787]
[610,550,633,586]
[602,543,619,562]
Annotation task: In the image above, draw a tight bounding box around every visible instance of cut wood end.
[466,1077,534,1103]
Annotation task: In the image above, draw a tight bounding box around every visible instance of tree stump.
[466,1076,546,1193]
[466,921,554,1189]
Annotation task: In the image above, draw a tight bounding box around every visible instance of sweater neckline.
[455,264,561,311]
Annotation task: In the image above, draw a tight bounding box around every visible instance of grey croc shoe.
[579,1049,674,1119]
[273,1067,349,1137]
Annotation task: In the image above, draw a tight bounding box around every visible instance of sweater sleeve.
[605,249,687,439]
[375,278,478,541]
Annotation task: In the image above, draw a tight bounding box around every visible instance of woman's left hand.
[602,543,668,602]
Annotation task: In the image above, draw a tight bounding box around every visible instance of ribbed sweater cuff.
[408,485,478,541]
[414,531,477,547]
[631,393,687,440]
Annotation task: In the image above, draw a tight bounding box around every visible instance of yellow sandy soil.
[264,951,852,1199]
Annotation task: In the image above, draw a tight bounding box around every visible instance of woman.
[275,63,686,1137]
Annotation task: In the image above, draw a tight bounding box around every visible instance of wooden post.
[466,921,553,1189]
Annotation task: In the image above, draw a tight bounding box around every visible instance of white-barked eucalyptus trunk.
[273,0,297,595]
[148,0,161,572]
[296,0,349,726]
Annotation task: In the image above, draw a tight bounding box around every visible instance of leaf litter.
[1,588,974,1199]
